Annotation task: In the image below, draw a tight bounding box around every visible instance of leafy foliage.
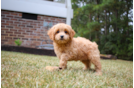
[15,39,22,46]
[71,0,133,60]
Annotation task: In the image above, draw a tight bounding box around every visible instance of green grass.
[1,51,133,88]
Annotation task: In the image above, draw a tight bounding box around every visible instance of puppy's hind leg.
[90,56,102,75]
[81,60,91,70]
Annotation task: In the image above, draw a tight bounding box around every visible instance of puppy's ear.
[47,27,55,40]
[70,29,75,39]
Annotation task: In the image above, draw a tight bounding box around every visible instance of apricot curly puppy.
[47,23,102,75]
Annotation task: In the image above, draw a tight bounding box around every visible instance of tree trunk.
[89,14,92,40]
[113,9,118,33]
[126,0,129,35]
[105,10,107,35]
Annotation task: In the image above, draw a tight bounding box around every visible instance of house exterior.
[1,0,73,48]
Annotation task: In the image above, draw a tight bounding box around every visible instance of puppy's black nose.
[60,35,64,39]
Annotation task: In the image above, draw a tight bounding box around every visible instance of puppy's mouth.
[60,38,64,40]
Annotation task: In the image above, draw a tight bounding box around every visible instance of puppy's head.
[47,23,75,44]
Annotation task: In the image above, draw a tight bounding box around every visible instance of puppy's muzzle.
[60,35,64,40]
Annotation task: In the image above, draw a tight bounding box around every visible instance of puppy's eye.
[65,31,68,34]
[56,31,59,33]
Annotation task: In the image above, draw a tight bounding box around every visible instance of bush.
[15,39,22,46]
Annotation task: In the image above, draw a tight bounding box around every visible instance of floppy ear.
[70,29,75,39]
[47,26,55,40]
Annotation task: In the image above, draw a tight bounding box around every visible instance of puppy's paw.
[59,67,62,70]
[59,66,67,70]
[45,66,59,71]
[83,67,89,70]
[95,71,102,76]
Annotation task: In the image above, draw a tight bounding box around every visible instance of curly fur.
[48,23,102,75]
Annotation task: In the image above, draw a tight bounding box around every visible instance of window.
[22,13,37,20]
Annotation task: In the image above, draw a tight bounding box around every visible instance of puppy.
[47,23,102,75]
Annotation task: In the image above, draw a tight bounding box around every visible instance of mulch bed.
[2,45,117,59]
[1,45,56,56]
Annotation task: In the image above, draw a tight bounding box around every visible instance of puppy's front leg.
[59,55,68,70]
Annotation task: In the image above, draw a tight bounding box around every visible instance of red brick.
[2,23,9,26]
[18,25,25,27]
[33,36,40,39]
[29,33,36,35]
[6,15,14,18]
[1,20,6,23]
[37,34,44,36]
[6,31,14,34]
[9,34,17,37]
[1,25,5,28]
[56,18,61,21]
[5,37,12,39]
[30,23,37,25]
[1,31,5,34]
[8,40,15,45]
[30,28,36,31]
[22,38,28,40]
[42,41,47,44]
[34,26,40,29]
[11,18,18,21]
[14,21,21,24]
[1,33,8,36]
[22,22,28,25]
[10,23,18,26]
[37,39,42,41]
[14,16,21,19]
[6,21,14,23]
[34,31,41,34]
[37,16,42,20]
[22,32,29,35]
[18,30,25,32]
[34,21,40,24]
[18,19,26,21]
[26,30,33,33]
[30,39,36,41]
[50,18,56,20]
[43,17,49,20]
[2,18,10,20]
[2,28,9,31]
[26,20,33,23]
[13,37,20,40]
[6,26,13,28]
[26,25,33,28]
[18,13,22,17]
[45,20,51,22]
[2,11,10,14]
[18,35,24,37]
[10,29,17,32]
[14,32,21,34]
[38,24,43,26]
[1,39,7,41]
[32,41,41,45]
[22,28,29,30]
[11,13,18,16]
[1,14,5,17]
[1,36,5,39]
[25,35,32,38]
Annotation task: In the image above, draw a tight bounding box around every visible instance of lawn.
[1,51,133,88]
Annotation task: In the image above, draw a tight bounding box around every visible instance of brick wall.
[1,10,66,48]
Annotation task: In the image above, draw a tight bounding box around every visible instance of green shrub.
[15,39,22,46]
